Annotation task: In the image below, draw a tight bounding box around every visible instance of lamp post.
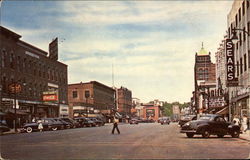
[9,82,22,132]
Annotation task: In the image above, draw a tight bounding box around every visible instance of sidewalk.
[1,128,21,136]
[239,129,250,142]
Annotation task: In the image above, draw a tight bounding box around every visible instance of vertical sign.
[226,39,238,86]
[49,37,58,61]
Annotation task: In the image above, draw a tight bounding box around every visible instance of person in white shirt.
[111,117,120,134]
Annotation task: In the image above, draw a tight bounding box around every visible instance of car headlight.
[185,122,190,126]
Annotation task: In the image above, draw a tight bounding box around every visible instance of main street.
[1,123,250,159]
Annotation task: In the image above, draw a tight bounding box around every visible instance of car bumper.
[180,130,197,134]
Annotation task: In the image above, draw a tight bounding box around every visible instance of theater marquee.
[226,39,238,87]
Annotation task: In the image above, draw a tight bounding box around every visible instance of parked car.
[54,118,71,129]
[88,118,104,126]
[74,117,96,127]
[0,120,10,134]
[160,117,170,125]
[129,118,139,124]
[179,115,197,127]
[140,118,155,123]
[180,114,241,138]
[21,118,63,133]
[61,118,81,128]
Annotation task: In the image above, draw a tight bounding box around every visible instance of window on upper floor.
[240,58,243,74]
[244,54,247,71]
[10,53,15,69]
[239,8,241,22]
[237,61,239,76]
[249,50,250,68]
[239,33,242,46]
[1,49,6,67]
[235,14,238,26]
[72,91,78,98]
[243,1,245,16]
[243,27,246,41]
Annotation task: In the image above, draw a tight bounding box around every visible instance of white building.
[227,0,250,121]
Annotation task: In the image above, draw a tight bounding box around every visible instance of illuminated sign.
[226,39,238,86]
[42,90,58,102]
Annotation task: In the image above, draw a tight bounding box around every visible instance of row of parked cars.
[21,117,105,133]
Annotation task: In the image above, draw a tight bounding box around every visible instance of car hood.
[24,123,38,127]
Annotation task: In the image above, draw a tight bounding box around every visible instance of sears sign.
[226,39,238,86]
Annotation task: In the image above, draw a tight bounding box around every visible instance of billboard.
[43,90,58,102]
[225,39,238,87]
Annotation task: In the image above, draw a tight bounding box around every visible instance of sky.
[1,0,233,103]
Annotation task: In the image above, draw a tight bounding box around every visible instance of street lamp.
[231,28,250,44]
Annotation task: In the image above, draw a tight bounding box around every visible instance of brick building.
[194,44,216,114]
[142,103,161,121]
[68,81,115,119]
[0,26,68,128]
[117,87,132,116]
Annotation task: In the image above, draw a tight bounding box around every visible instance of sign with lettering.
[225,39,238,86]
[42,90,58,102]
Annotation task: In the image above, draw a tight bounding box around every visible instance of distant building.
[172,104,180,120]
[194,44,216,114]
[117,86,132,116]
[0,26,68,128]
[132,97,143,118]
[68,81,115,118]
[142,102,161,121]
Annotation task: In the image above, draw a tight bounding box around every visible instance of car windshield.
[199,116,213,121]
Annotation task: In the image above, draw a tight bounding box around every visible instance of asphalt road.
[1,122,250,159]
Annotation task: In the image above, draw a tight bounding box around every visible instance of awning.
[216,107,229,115]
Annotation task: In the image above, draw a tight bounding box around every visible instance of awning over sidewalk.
[216,107,228,115]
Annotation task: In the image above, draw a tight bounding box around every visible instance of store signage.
[209,97,226,108]
[43,95,58,101]
[226,39,238,86]
[9,83,22,93]
[43,90,58,102]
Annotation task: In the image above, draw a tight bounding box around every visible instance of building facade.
[68,81,115,118]
[117,86,132,116]
[142,103,160,121]
[194,45,216,114]
[0,26,68,128]
[227,0,250,122]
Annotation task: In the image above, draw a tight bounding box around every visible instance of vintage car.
[129,118,139,124]
[54,118,71,129]
[61,118,81,128]
[74,117,96,127]
[88,118,105,126]
[180,114,241,138]
[21,118,64,133]
[179,115,197,127]
[160,117,170,125]
[0,120,10,134]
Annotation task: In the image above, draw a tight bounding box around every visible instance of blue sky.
[1,0,233,103]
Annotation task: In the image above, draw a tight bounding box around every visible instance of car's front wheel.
[202,130,210,138]
[231,130,240,138]
[26,127,33,133]
[186,133,194,138]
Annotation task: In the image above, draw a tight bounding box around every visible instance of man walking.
[112,117,120,134]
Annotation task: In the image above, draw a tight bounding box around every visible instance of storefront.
[230,87,249,129]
